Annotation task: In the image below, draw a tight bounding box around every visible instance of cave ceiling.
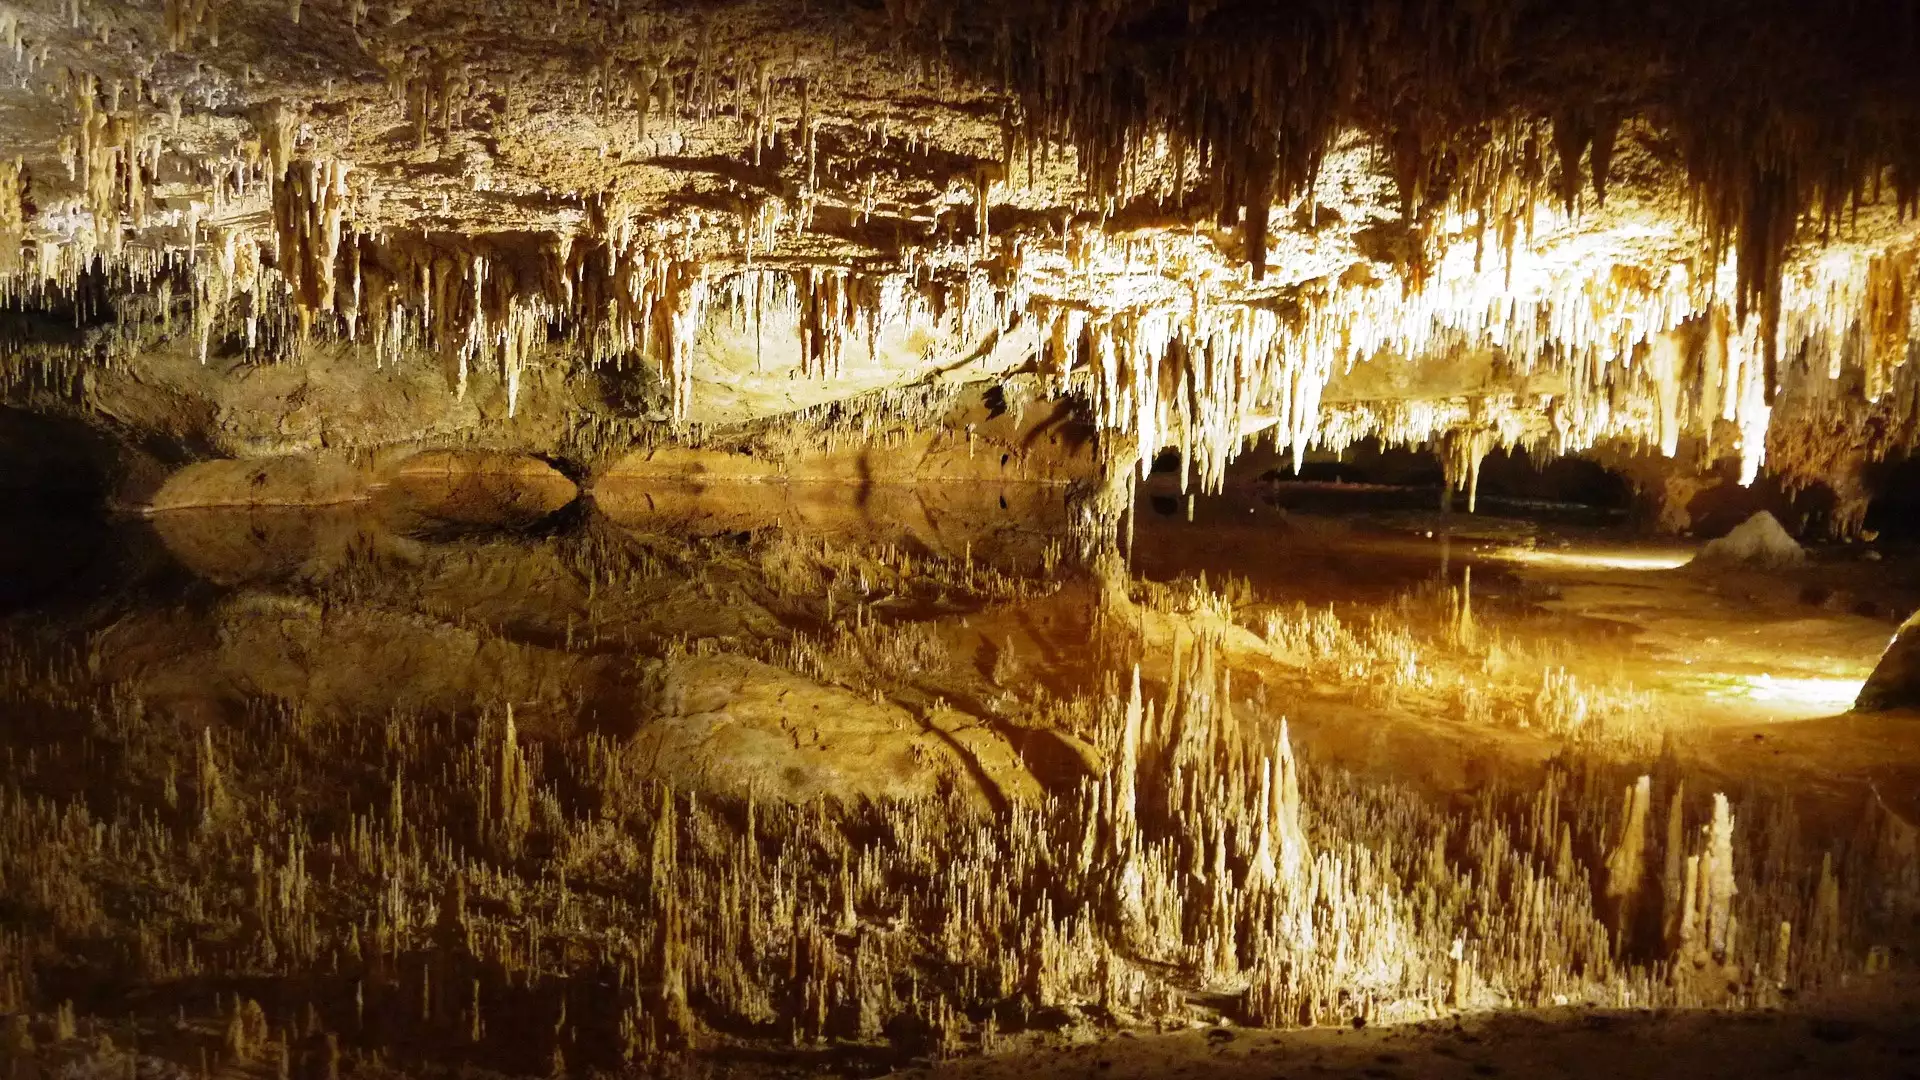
[2,0,1920,518]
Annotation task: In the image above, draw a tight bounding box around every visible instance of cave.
[3,1,1920,1077]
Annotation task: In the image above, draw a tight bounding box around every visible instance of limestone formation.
[1857,609,1920,711]
[0,1,1917,524]
[0,1,1917,1076]
[1692,511,1807,568]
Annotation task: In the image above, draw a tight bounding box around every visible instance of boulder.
[1856,610,1920,711]
[142,455,377,511]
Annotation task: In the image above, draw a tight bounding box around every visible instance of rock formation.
[2,2,1920,1077]
[1692,510,1806,568]
[0,0,1917,523]
[1857,609,1920,711]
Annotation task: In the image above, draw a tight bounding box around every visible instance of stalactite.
[1604,776,1651,941]
[8,52,1920,512]
[486,707,532,859]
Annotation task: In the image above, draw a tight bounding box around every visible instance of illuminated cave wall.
[1,0,1920,527]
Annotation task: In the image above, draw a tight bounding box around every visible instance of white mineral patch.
[1693,511,1806,568]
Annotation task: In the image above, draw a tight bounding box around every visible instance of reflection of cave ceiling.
[3,1,1920,522]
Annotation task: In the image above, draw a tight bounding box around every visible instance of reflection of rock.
[598,429,1086,484]
[146,452,579,585]
[1692,511,1805,568]
[596,480,1069,567]
[596,384,1087,568]
[1856,611,1920,711]
[926,705,1046,806]
[110,480,1055,809]
[140,498,799,645]
[142,451,578,520]
[96,592,620,735]
[380,451,577,526]
[0,510,149,611]
[147,505,397,587]
[631,655,1037,807]
[1003,726,1102,789]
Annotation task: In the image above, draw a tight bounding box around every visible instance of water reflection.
[0,476,1912,1078]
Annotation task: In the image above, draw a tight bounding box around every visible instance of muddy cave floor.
[5,473,1920,1078]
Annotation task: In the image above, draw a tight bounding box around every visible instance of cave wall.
[0,1,1918,529]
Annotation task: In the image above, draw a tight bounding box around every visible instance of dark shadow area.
[1235,439,1632,524]
[1686,471,1840,540]
[0,506,124,613]
[1268,439,1443,488]
[0,408,155,611]
[1471,447,1633,512]
[1862,452,1920,543]
[0,406,120,508]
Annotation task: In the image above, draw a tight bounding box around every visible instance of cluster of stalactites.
[1030,248,1684,498]
[162,0,220,52]
[863,0,1920,507]
[244,167,1035,423]
[3,170,1011,427]
[710,267,966,380]
[944,6,1635,295]
[1038,195,1920,502]
[9,66,1920,504]
[248,168,706,418]
[1037,299,1331,492]
[273,159,352,339]
[1,61,293,321]
[957,0,1920,371]
[1784,246,1918,402]
[59,71,167,264]
[0,158,23,278]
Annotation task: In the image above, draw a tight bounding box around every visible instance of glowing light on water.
[1493,548,1694,571]
[1718,674,1865,711]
